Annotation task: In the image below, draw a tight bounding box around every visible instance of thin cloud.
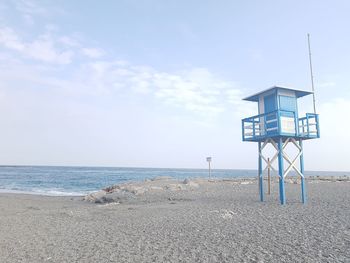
[75,63,242,117]
[0,27,25,51]
[81,48,105,59]
[0,26,74,64]
[319,98,350,136]
[58,36,80,47]
[14,0,49,25]
[0,13,245,119]
[318,81,336,88]
[15,0,49,17]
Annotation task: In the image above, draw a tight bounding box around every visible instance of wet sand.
[0,179,349,262]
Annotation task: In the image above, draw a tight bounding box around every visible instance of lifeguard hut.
[241,86,320,204]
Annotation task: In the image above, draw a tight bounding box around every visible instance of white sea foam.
[0,188,88,196]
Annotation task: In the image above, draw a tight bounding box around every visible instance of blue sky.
[0,1,349,171]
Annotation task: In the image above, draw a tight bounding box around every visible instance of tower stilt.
[299,139,306,204]
[278,138,286,205]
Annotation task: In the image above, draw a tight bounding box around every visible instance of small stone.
[101,191,135,203]
[151,176,174,181]
[150,186,163,191]
[84,190,107,202]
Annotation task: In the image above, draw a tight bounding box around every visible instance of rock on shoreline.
[84,176,252,204]
[84,177,202,204]
[84,175,350,204]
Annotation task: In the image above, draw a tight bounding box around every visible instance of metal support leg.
[258,142,264,202]
[299,139,306,204]
[278,138,286,205]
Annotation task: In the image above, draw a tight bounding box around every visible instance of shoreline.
[0,174,349,198]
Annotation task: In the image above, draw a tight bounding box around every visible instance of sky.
[0,0,349,171]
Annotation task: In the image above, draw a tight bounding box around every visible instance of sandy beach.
[0,177,349,263]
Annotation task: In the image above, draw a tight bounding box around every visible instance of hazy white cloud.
[81,48,105,59]
[15,0,49,25]
[152,68,228,116]
[59,36,80,47]
[0,27,25,51]
[305,97,350,171]
[0,12,244,119]
[319,98,350,137]
[28,35,74,64]
[318,81,336,88]
[226,89,255,117]
[0,26,74,64]
[71,63,243,117]
[0,50,243,118]
[15,0,48,17]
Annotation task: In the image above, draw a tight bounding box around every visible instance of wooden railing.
[242,111,319,141]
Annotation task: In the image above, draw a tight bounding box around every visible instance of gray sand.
[0,179,349,262]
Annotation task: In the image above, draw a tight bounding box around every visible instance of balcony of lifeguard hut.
[242,86,320,142]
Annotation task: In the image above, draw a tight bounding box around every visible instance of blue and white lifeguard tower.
[242,86,320,204]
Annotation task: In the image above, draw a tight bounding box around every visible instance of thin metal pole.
[268,157,271,195]
[308,33,317,114]
[208,161,211,179]
[258,142,264,202]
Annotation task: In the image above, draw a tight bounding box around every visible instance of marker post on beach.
[206,157,212,179]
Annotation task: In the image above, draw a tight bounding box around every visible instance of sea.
[0,166,348,196]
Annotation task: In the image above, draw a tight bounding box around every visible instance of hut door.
[279,95,297,134]
[264,94,277,135]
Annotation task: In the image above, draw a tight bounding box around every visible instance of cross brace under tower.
[258,137,306,204]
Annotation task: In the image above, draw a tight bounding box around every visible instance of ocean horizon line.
[0,164,349,173]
